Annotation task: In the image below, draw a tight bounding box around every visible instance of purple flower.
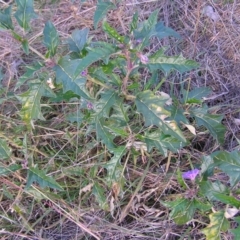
[138,53,149,64]
[81,70,87,77]
[87,102,93,110]
[136,39,142,45]
[182,169,200,181]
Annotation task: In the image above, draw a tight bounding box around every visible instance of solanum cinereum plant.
[1,1,240,238]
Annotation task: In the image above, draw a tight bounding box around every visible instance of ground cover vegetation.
[0,0,240,239]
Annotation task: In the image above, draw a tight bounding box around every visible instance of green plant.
[0,1,238,239]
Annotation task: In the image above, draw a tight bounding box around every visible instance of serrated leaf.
[43,21,59,57]
[104,146,126,185]
[102,21,125,43]
[0,164,21,176]
[148,49,199,74]
[110,101,129,126]
[93,0,115,29]
[199,180,229,201]
[133,10,159,47]
[213,193,240,208]
[96,117,116,149]
[66,28,89,53]
[0,139,12,159]
[0,6,14,30]
[183,87,212,103]
[167,105,188,125]
[143,130,185,157]
[15,62,43,90]
[17,80,53,127]
[136,90,186,142]
[91,68,121,86]
[154,21,181,39]
[162,198,211,225]
[92,182,109,210]
[26,166,63,190]
[54,43,115,96]
[94,90,118,118]
[202,211,230,240]
[190,107,226,144]
[134,11,180,49]
[211,151,240,187]
[54,57,91,99]
[14,0,37,31]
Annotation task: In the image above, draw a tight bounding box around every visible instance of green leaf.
[190,107,226,144]
[202,211,230,240]
[54,58,91,99]
[148,49,199,74]
[136,90,186,142]
[167,105,188,125]
[17,80,53,127]
[90,68,121,87]
[230,217,240,239]
[154,21,181,39]
[201,155,215,178]
[93,0,115,29]
[0,139,12,159]
[21,39,29,55]
[143,130,185,157]
[134,11,180,49]
[66,111,84,123]
[0,164,21,176]
[0,6,14,30]
[130,12,138,33]
[211,151,240,187]
[162,198,211,225]
[15,62,43,90]
[14,0,37,31]
[49,90,79,103]
[11,31,23,42]
[92,182,108,210]
[54,43,115,95]
[102,21,125,43]
[133,10,159,47]
[94,90,118,118]
[182,87,212,103]
[104,146,126,185]
[26,166,63,191]
[43,21,59,57]
[213,193,240,208]
[96,117,116,149]
[199,180,229,201]
[110,102,129,126]
[176,168,188,189]
[66,28,89,53]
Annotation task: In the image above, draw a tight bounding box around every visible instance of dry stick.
[118,160,150,223]
[117,6,127,35]
[122,50,132,93]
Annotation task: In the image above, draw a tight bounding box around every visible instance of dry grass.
[0,0,240,239]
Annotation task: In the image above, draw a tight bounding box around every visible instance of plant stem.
[153,77,166,93]
[29,45,46,60]
[87,76,111,89]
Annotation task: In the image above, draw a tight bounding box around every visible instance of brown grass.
[0,0,240,239]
